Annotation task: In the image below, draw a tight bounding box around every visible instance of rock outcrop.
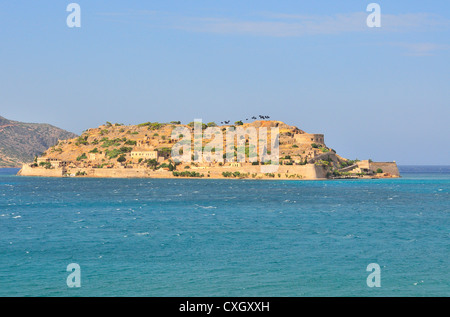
[17,120,399,180]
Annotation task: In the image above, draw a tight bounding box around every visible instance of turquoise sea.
[0,166,448,297]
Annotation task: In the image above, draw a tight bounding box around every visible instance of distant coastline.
[397,165,450,173]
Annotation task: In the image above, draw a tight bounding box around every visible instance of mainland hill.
[18,120,399,180]
[0,115,77,167]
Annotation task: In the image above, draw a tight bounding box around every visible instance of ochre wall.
[18,163,329,179]
[294,133,325,144]
[18,165,64,177]
[370,162,400,176]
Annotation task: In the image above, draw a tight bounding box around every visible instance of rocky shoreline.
[17,161,400,180]
[16,120,400,180]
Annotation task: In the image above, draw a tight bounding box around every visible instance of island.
[17,120,399,180]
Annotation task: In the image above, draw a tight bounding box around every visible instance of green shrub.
[125,140,137,146]
[76,136,89,146]
[76,153,87,161]
[332,170,342,177]
[146,159,158,170]
[187,122,207,129]
[148,122,163,130]
[119,146,132,153]
[101,138,123,148]
[173,171,203,177]
[105,149,122,159]
[39,161,52,169]
[157,147,171,158]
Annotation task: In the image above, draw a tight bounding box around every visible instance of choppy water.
[0,167,448,296]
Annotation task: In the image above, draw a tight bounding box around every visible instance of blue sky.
[0,1,449,164]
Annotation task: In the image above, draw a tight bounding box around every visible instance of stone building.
[137,137,152,148]
[131,150,159,160]
[294,133,325,145]
[36,157,66,168]
[88,153,105,161]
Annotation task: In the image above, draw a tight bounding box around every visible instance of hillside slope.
[0,116,77,167]
[18,120,399,179]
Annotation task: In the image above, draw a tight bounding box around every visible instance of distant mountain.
[0,116,78,167]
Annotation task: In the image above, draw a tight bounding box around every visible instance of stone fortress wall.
[370,162,400,176]
[18,163,329,180]
[294,133,325,144]
[17,120,399,180]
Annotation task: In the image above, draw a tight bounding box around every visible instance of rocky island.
[17,120,399,180]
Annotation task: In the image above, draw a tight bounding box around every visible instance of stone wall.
[370,162,400,176]
[18,164,64,177]
[294,133,325,144]
[18,163,329,179]
[200,163,327,179]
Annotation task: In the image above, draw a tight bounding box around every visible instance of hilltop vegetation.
[18,119,400,179]
[37,119,342,169]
